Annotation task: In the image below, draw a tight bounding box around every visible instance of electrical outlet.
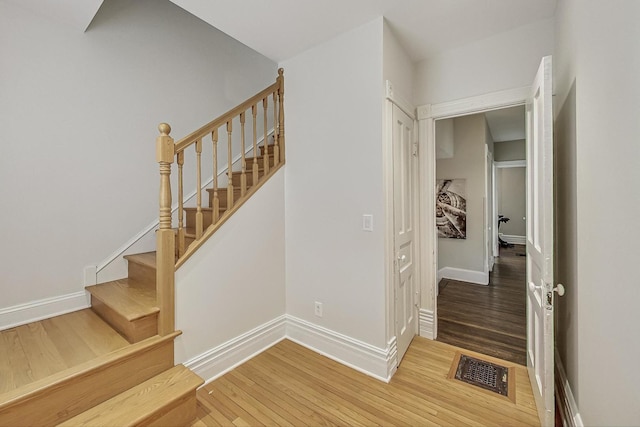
[314,301,323,317]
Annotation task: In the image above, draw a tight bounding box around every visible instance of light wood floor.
[437,245,527,365]
[0,309,129,393]
[193,337,539,426]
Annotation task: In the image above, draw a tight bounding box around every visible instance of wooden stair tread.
[86,279,158,322]
[0,309,130,393]
[0,332,180,426]
[58,364,203,427]
[123,251,156,270]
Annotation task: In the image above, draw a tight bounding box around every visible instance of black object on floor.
[454,354,509,397]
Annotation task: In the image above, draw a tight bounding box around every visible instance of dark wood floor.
[436,245,527,365]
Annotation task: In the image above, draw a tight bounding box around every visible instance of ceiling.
[485,106,526,142]
[169,0,557,63]
[4,0,557,63]
[7,0,544,140]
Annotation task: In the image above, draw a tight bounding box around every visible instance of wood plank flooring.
[194,338,539,426]
[437,245,527,365]
[0,309,129,393]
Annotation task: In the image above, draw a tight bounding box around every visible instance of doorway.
[432,107,527,364]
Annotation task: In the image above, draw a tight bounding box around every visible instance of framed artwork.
[436,179,467,239]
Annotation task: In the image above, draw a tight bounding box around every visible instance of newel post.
[277,68,285,164]
[156,123,175,336]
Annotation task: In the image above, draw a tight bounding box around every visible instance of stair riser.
[127,261,155,288]
[146,392,198,426]
[231,171,261,187]
[0,339,174,427]
[207,189,241,209]
[91,297,157,343]
[259,145,277,156]
[185,209,213,230]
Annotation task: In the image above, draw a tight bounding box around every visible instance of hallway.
[436,246,527,365]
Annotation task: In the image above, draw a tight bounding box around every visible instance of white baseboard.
[419,309,435,339]
[438,267,489,285]
[286,315,396,382]
[500,234,526,245]
[0,291,91,331]
[182,314,398,385]
[555,349,583,427]
[183,315,287,385]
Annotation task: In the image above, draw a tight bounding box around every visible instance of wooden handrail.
[155,69,285,336]
[174,82,280,154]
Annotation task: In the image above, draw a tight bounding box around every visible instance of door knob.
[554,283,566,296]
[398,255,406,263]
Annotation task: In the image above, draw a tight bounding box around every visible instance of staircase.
[0,70,285,426]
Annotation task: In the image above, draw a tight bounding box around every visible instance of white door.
[526,55,555,426]
[393,104,417,362]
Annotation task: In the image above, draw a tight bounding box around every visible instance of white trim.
[419,309,435,339]
[420,86,531,347]
[500,234,526,245]
[183,315,399,385]
[418,116,438,338]
[96,130,274,275]
[438,267,489,285]
[183,315,287,386]
[0,291,91,331]
[286,315,396,382]
[495,160,526,168]
[418,86,529,120]
[555,349,584,427]
[385,80,415,120]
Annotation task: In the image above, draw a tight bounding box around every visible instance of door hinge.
[412,142,419,157]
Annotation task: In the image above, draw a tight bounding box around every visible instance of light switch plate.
[362,214,373,232]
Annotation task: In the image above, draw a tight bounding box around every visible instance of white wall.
[175,168,285,365]
[0,0,276,312]
[414,18,554,105]
[554,0,640,425]
[494,140,526,161]
[281,18,387,349]
[496,167,526,237]
[437,114,487,275]
[383,20,414,105]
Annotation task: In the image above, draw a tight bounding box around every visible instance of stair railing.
[155,69,285,335]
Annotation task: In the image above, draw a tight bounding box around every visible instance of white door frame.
[384,81,419,376]
[417,86,530,339]
[495,160,527,246]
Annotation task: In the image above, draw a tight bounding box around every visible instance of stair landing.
[0,309,129,394]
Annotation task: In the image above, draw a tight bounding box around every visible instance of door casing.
[417,86,531,340]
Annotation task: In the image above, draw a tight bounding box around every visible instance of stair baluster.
[212,129,220,223]
[263,97,270,176]
[177,151,185,256]
[252,104,259,185]
[195,138,203,238]
[226,120,234,210]
[240,111,247,196]
[278,68,285,164]
[273,91,280,167]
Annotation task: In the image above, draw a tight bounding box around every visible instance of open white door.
[526,55,556,426]
[393,103,417,362]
